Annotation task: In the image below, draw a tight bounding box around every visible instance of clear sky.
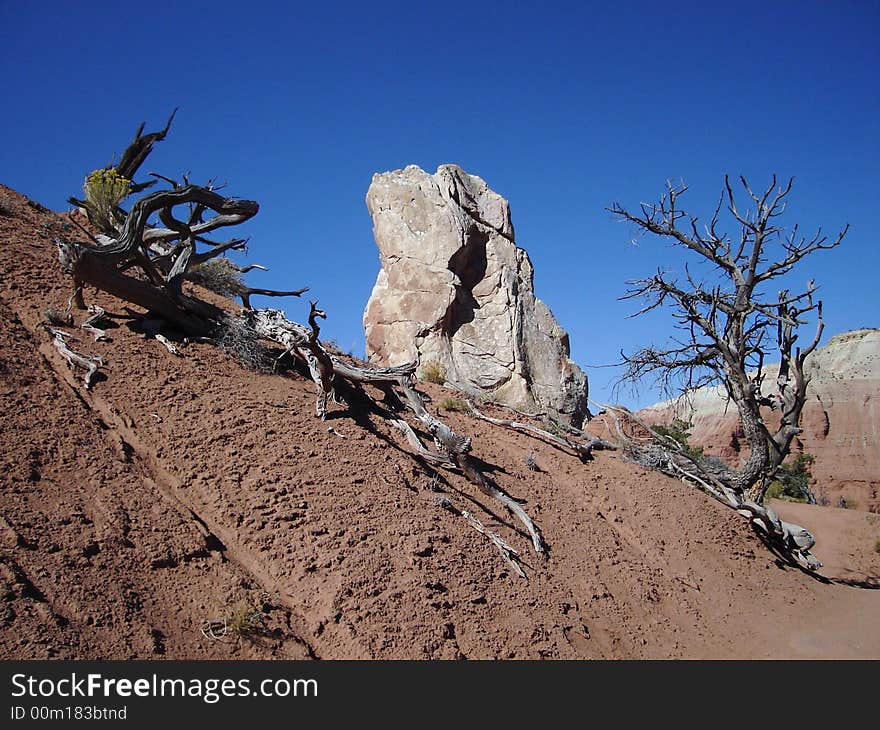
[2,1,877,409]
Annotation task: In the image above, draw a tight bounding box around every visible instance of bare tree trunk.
[732,392,770,499]
[602,404,822,571]
[57,239,221,336]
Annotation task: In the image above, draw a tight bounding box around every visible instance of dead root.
[47,327,103,389]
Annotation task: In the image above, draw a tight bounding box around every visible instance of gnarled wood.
[469,404,616,461]
[80,305,109,341]
[611,177,847,501]
[601,403,822,571]
[47,328,102,389]
[55,113,543,573]
[248,306,546,556]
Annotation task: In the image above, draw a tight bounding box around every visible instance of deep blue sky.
[2,1,877,408]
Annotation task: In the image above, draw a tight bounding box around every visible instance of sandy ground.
[0,184,877,659]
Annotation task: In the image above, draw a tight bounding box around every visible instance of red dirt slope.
[1,184,877,659]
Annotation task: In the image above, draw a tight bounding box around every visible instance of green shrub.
[653,419,704,460]
[202,600,267,642]
[874,539,880,555]
[420,359,446,384]
[770,453,815,503]
[225,601,266,639]
[764,481,786,501]
[440,397,468,412]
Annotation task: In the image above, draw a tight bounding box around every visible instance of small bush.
[0,196,13,217]
[217,314,272,372]
[764,481,786,501]
[43,308,72,327]
[83,168,130,230]
[188,258,246,299]
[837,496,858,510]
[322,339,355,357]
[524,454,541,472]
[225,601,266,638]
[653,419,703,460]
[874,540,880,555]
[769,453,815,503]
[202,600,267,642]
[420,359,446,384]
[440,397,468,412]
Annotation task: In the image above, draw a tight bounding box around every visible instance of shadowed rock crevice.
[442,228,488,339]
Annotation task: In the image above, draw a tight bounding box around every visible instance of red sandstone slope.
[638,329,879,512]
[0,184,877,659]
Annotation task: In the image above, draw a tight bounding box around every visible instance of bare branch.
[612,175,846,504]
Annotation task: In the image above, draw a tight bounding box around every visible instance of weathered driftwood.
[433,495,526,579]
[462,511,526,579]
[249,306,336,418]
[249,307,546,556]
[57,236,222,337]
[239,286,309,310]
[58,114,314,337]
[389,419,456,469]
[599,403,821,571]
[80,305,109,341]
[47,328,103,389]
[610,177,847,502]
[139,317,181,356]
[468,404,616,461]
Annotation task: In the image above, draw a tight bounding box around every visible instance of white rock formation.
[363,164,588,426]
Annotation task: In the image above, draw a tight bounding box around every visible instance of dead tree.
[468,404,616,461]
[599,403,821,571]
[52,113,546,575]
[610,177,848,504]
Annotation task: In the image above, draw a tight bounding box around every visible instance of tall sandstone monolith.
[363,164,588,427]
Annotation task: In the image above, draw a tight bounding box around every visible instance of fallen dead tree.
[246,307,545,556]
[599,403,822,571]
[51,113,545,575]
[468,404,616,461]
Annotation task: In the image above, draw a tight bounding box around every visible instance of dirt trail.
[1,184,877,659]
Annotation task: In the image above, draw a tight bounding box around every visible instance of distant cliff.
[639,329,879,511]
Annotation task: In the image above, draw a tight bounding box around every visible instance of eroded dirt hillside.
[1,184,877,659]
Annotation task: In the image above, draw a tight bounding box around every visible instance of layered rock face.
[363,164,588,426]
[640,329,880,511]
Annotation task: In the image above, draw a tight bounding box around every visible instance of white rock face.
[363,164,588,426]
